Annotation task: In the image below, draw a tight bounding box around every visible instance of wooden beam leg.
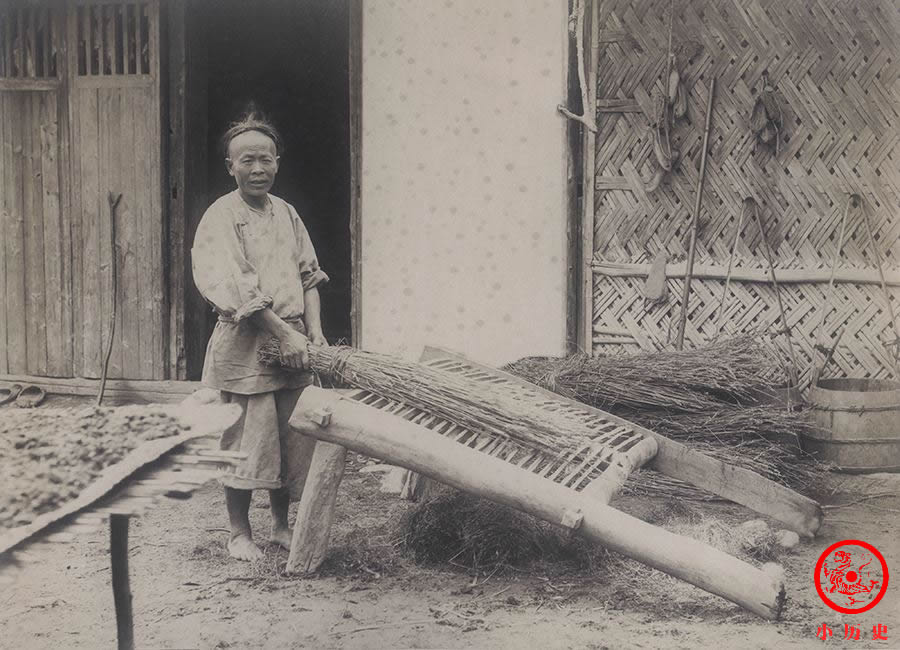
[110,514,134,650]
[285,441,346,575]
[400,472,443,502]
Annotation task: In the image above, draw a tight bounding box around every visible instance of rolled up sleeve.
[290,206,330,292]
[191,207,274,321]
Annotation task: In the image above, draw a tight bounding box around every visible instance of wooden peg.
[560,508,584,531]
[307,407,332,427]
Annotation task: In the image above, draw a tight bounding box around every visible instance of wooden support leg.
[110,514,134,650]
[582,436,658,504]
[400,471,439,501]
[285,441,347,575]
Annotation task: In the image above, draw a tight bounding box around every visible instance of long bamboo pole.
[860,199,900,377]
[712,198,748,340]
[290,387,787,620]
[675,78,716,350]
[810,194,855,386]
[578,0,601,353]
[750,199,799,387]
[97,192,122,406]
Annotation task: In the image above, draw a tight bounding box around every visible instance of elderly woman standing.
[191,113,329,561]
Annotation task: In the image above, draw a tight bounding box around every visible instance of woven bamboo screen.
[590,0,900,385]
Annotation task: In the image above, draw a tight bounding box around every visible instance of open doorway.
[183,0,353,379]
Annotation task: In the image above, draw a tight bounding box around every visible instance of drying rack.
[0,402,242,650]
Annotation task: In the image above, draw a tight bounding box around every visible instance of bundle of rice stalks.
[504,337,831,500]
[401,487,604,572]
[622,436,826,501]
[504,335,791,413]
[258,341,606,458]
[619,407,828,500]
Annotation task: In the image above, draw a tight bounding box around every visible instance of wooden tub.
[802,378,900,473]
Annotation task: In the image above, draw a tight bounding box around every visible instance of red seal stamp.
[815,539,889,614]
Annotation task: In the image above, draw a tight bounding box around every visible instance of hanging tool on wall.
[810,194,858,386]
[98,191,123,406]
[748,198,800,387]
[750,71,783,155]
[674,77,716,350]
[643,251,669,309]
[646,0,680,192]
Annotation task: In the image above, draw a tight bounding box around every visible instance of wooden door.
[67,0,165,379]
[0,4,73,377]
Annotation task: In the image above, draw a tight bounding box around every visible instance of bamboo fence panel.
[590,0,900,384]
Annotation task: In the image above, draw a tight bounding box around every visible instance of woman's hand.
[307,329,329,348]
[279,329,311,369]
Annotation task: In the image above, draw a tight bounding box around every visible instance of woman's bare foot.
[270,525,292,551]
[227,534,263,561]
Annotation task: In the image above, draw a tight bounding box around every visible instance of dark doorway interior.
[186,0,352,379]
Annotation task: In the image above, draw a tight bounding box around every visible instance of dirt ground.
[4,399,899,649]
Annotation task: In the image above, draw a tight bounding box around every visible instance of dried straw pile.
[400,486,785,575]
[504,335,791,413]
[402,486,604,572]
[504,335,829,499]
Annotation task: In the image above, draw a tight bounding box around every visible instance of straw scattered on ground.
[398,487,786,578]
[400,487,606,575]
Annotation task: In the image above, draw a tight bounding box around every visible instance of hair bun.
[222,106,282,156]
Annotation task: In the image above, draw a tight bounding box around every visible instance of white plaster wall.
[361,0,569,365]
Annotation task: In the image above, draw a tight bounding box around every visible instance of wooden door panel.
[68,0,163,379]
[0,4,71,377]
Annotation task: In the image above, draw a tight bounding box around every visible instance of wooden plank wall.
[68,1,165,380]
[0,4,72,378]
[0,89,72,377]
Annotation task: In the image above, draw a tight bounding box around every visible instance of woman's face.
[226,130,280,198]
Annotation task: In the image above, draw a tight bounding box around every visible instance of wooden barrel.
[802,378,900,473]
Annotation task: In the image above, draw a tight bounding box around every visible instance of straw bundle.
[259,340,602,458]
[504,335,791,413]
[502,337,829,498]
[261,336,826,499]
[622,436,823,500]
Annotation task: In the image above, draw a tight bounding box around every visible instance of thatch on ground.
[400,487,605,573]
[398,487,787,576]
